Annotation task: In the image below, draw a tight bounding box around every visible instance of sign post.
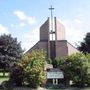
[47,69,64,85]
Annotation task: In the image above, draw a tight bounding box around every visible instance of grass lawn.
[0,72,9,85]
[0,72,9,76]
[0,77,9,85]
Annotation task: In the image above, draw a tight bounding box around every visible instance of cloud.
[74,19,83,24]
[61,18,87,46]
[27,17,36,25]
[21,27,39,51]
[19,22,26,27]
[66,27,85,46]
[10,22,26,28]
[0,24,9,34]
[14,11,26,20]
[13,10,37,25]
[10,24,15,28]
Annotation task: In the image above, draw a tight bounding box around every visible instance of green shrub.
[9,65,24,86]
[10,49,46,88]
[56,53,90,87]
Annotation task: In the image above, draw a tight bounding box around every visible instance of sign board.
[47,71,64,79]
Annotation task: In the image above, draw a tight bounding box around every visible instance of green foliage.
[78,32,90,54]
[56,53,90,86]
[0,77,9,85]
[17,49,46,88]
[86,54,90,74]
[46,58,52,64]
[0,34,23,70]
[9,65,24,86]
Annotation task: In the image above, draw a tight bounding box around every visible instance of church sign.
[46,69,64,85]
[47,71,64,79]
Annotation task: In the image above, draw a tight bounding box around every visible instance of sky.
[0,0,90,51]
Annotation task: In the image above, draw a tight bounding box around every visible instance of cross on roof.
[49,5,54,20]
[49,5,54,11]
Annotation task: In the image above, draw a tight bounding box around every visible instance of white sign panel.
[47,71,64,79]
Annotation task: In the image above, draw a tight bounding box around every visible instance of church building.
[27,6,79,60]
[27,7,79,85]
[27,17,79,60]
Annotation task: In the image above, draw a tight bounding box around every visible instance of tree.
[9,64,24,86]
[0,34,23,71]
[23,50,46,88]
[56,53,90,87]
[78,33,90,54]
[11,49,46,87]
